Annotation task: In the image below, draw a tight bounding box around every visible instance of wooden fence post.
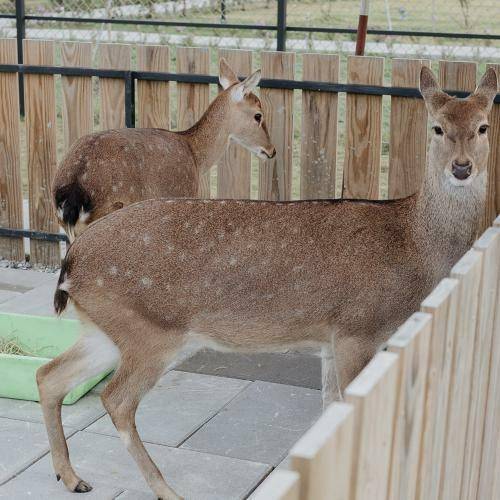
[216,49,253,199]
[300,53,339,200]
[24,39,59,266]
[251,470,300,500]
[387,312,431,500]
[176,47,210,198]
[98,43,131,130]
[290,402,354,500]
[388,59,429,199]
[137,44,170,130]
[0,39,23,261]
[61,42,93,153]
[259,51,295,201]
[417,278,459,500]
[345,351,399,500]
[440,249,483,500]
[343,56,384,200]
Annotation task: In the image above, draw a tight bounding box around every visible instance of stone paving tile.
[176,349,322,389]
[0,281,77,319]
[24,432,271,500]
[182,381,322,465]
[0,469,122,499]
[0,392,106,431]
[0,289,22,304]
[0,268,57,292]
[0,417,75,485]
[85,371,250,446]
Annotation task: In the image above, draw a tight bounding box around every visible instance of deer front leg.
[37,329,119,492]
[321,339,343,410]
[101,347,183,500]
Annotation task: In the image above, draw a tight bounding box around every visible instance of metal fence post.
[15,0,25,115]
[277,0,287,51]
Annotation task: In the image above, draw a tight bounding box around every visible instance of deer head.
[218,57,276,160]
[420,66,497,188]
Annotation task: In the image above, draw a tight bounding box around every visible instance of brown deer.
[52,58,275,241]
[37,67,497,499]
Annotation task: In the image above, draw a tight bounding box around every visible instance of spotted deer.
[52,58,275,241]
[38,67,497,499]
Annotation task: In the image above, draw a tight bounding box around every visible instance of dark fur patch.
[54,182,92,227]
[54,255,71,315]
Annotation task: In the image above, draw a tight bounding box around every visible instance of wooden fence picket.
[137,44,170,130]
[300,53,339,199]
[386,312,431,500]
[61,41,93,153]
[290,402,354,500]
[0,39,23,261]
[216,49,252,199]
[259,51,295,200]
[98,43,131,130]
[388,59,429,199]
[176,47,210,197]
[477,216,500,500]
[345,351,399,500]
[342,56,384,199]
[417,278,459,500]
[24,39,59,266]
[441,249,483,500]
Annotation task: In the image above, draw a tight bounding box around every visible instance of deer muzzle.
[451,160,472,180]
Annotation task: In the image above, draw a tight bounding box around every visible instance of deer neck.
[182,97,232,173]
[414,160,486,264]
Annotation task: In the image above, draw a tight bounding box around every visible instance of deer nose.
[451,160,472,180]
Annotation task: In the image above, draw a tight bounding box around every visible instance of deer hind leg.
[36,323,120,493]
[321,338,343,410]
[100,331,184,500]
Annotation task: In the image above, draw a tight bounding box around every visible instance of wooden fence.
[0,39,499,268]
[252,214,500,500]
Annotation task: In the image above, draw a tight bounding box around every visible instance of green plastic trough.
[0,312,111,405]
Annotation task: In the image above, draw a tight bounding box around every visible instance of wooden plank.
[388,59,429,199]
[60,42,93,153]
[343,56,384,200]
[251,470,300,500]
[259,51,295,201]
[440,249,483,500]
[438,60,477,93]
[477,222,500,500]
[460,228,500,500]
[387,312,431,500]
[137,44,170,130]
[24,39,59,266]
[300,53,339,199]
[416,278,460,500]
[0,39,23,261]
[176,47,210,198]
[345,351,399,500]
[216,49,252,199]
[483,64,499,229]
[98,43,131,130]
[290,402,354,500]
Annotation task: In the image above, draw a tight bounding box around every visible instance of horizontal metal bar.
[0,227,68,243]
[0,64,498,103]
[25,14,275,31]
[0,14,15,19]
[286,25,500,40]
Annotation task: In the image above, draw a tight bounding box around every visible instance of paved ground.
[0,267,322,499]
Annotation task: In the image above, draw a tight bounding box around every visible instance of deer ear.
[219,57,238,90]
[471,67,498,113]
[230,70,261,102]
[419,66,451,116]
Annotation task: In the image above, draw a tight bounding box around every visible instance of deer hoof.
[74,480,93,493]
[56,474,61,482]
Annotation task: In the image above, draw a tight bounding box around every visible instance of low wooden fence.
[252,215,500,500]
[0,39,499,268]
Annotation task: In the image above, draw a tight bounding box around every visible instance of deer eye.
[254,113,262,123]
[432,126,444,136]
[478,124,489,134]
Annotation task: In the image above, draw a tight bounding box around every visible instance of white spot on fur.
[143,234,151,245]
[109,265,118,275]
[81,172,88,181]
[96,278,104,287]
[141,277,152,288]
[229,257,237,266]
[112,185,118,193]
